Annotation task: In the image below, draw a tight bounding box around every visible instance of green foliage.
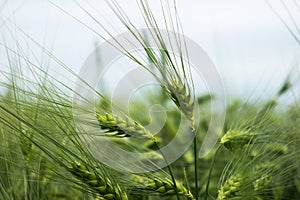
[0,77,300,199]
[0,1,299,200]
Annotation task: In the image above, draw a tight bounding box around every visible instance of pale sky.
[0,0,299,101]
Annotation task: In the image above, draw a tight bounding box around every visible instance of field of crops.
[0,1,300,199]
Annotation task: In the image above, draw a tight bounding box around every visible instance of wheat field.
[0,0,300,199]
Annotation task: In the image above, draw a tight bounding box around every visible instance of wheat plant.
[0,0,300,200]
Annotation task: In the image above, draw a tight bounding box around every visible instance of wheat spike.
[254,174,272,192]
[19,129,34,161]
[169,80,194,127]
[217,173,243,200]
[264,142,288,156]
[71,161,127,200]
[221,130,258,151]
[133,175,194,199]
[96,113,155,140]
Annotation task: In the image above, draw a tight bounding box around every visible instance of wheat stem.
[204,144,222,200]
[154,141,180,200]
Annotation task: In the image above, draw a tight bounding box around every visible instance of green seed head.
[96,113,155,140]
[169,81,194,127]
[71,161,127,199]
[217,173,243,200]
[254,174,272,192]
[221,130,258,151]
[134,175,194,199]
[264,143,288,156]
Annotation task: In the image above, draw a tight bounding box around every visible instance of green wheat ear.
[264,142,288,155]
[169,80,194,127]
[217,173,243,200]
[96,113,155,141]
[71,161,128,200]
[220,130,258,151]
[19,129,34,161]
[133,175,194,199]
[250,142,288,158]
[253,174,272,192]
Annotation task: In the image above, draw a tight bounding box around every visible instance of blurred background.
[0,0,299,102]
